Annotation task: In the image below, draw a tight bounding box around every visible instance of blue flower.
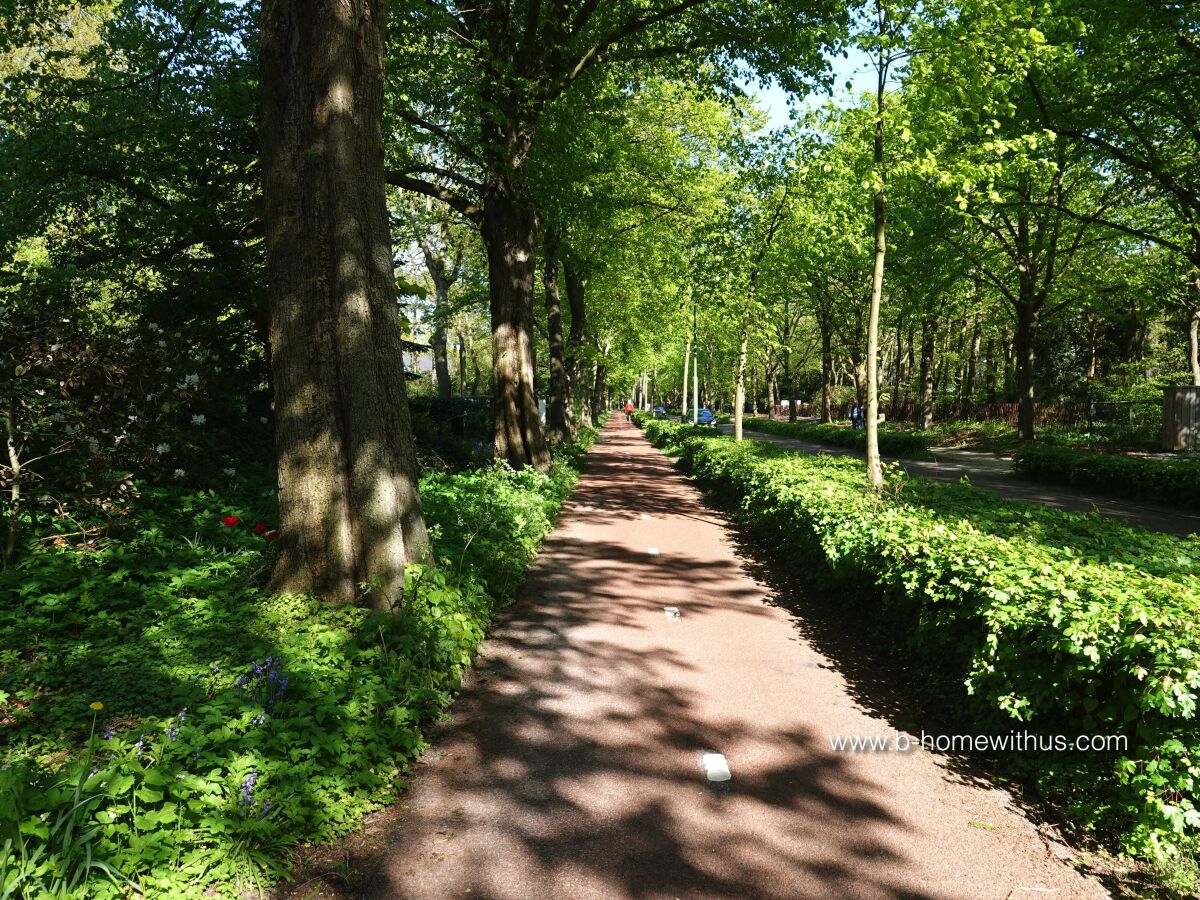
[166,724,178,741]
[102,723,114,741]
[178,707,187,723]
[240,770,257,816]
[134,735,144,757]
[260,798,271,818]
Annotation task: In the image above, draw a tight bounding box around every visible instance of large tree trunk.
[542,253,569,445]
[457,330,467,397]
[919,316,935,429]
[483,190,550,469]
[260,0,429,606]
[865,82,885,489]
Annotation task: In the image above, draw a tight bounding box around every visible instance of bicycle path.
[716,420,1200,538]
[366,417,1105,899]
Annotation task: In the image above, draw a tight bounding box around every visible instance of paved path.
[717,421,1200,538]
[367,419,1106,899]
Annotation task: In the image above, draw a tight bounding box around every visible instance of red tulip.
[253,521,270,535]
[265,530,279,541]
[221,516,239,527]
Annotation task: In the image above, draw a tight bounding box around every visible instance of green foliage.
[642,417,1200,863]
[749,417,933,458]
[0,427,598,897]
[1013,445,1200,512]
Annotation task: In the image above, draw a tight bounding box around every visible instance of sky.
[739,45,879,130]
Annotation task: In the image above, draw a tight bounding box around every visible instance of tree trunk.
[681,337,691,422]
[963,314,981,418]
[457,330,467,397]
[483,191,550,469]
[734,311,749,442]
[820,325,833,423]
[984,335,996,403]
[419,242,454,402]
[1014,294,1038,441]
[591,353,607,422]
[260,0,429,606]
[864,60,886,490]
[542,253,569,445]
[1189,269,1200,386]
[919,316,935,429]
[564,264,587,435]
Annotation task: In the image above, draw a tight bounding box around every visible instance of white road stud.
[701,753,732,784]
[663,606,680,620]
[647,547,660,556]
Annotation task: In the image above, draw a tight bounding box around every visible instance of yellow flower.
[90,702,104,711]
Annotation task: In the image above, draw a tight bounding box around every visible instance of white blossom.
[155,443,171,454]
[190,414,206,426]
[172,469,185,479]
[222,467,237,477]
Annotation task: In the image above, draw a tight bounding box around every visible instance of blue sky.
[739,45,878,130]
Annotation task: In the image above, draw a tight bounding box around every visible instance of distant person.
[850,401,863,430]
[625,399,634,422]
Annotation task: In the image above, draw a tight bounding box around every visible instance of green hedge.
[0,430,598,898]
[747,417,933,458]
[641,417,1200,862]
[1013,443,1200,512]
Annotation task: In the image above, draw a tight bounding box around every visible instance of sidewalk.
[717,421,1200,538]
[365,418,1106,899]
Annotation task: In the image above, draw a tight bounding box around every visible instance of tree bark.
[681,338,691,422]
[260,0,429,606]
[1014,294,1039,440]
[564,263,587,435]
[483,190,550,469]
[542,252,569,445]
[419,241,454,402]
[734,311,750,442]
[919,316,935,429]
[963,314,981,418]
[820,325,833,423]
[1189,270,1200,386]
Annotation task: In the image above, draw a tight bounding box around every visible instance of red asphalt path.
[367,418,1107,899]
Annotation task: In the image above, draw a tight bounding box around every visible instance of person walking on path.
[850,400,864,429]
[625,399,634,422]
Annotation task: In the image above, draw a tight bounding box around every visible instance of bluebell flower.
[134,735,144,757]
[167,724,178,741]
[178,707,187,723]
[211,663,220,674]
[102,723,114,741]
[260,798,271,818]
[240,770,257,816]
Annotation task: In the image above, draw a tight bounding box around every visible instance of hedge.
[1013,443,1200,512]
[747,417,933,458]
[641,417,1200,862]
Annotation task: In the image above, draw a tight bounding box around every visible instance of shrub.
[748,418,933,458]
[642,417,1200,863]
[1013,444,1200,511]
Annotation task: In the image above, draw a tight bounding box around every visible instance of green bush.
[0,429,598,897]
[642,418,1200,863]
[748,417,933,458]
[1013,444,1200,511]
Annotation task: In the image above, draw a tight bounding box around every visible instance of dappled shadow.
[728,423,1200,539]
[347,420,1099,900]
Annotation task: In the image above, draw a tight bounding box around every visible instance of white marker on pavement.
[701,752,732,784]
[647,547,660,556]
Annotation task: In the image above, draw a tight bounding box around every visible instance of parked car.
[653,405,666,417]
[696,407,717,426]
